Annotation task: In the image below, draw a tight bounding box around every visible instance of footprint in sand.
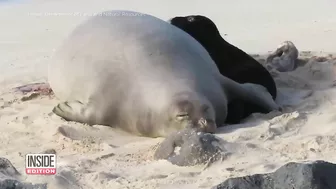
[95,172,120,180]
[0,99,18,109]
[57,125,88,141]
[53,168,81,189]
[21,115,34,125]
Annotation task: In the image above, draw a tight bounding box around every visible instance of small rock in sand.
[266,41,299,72]
[0,157,47,189]
[214,160,336,189]
[40,149,57,154]
[0,157,20,178]
[154,128,228,166]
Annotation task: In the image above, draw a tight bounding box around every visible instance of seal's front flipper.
[218,74,281,112]
[52,100,93,125]
[240,83,280,112]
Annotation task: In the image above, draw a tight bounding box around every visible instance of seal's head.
[168,15,221,48]
[167,92,217,134]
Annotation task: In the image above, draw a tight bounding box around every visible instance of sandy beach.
[1,0,336,188]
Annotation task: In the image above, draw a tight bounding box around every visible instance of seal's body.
[169,15,277,123]
[48,10,279,137]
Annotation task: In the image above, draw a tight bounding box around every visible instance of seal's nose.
[197,118,217,133]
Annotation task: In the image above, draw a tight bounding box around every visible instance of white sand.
[1,0,336,188]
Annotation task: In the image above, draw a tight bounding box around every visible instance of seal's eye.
[176,113,189,120]
[187,16,195,22]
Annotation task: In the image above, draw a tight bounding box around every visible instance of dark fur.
[169,15,277,124]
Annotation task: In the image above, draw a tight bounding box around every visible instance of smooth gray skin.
[48,10,280,138]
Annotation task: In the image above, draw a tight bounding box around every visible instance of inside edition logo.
[25,154,56,175]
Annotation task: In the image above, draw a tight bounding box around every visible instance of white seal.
[48,10,280,137]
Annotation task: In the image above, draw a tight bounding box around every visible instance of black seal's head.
[168,15,221,46]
